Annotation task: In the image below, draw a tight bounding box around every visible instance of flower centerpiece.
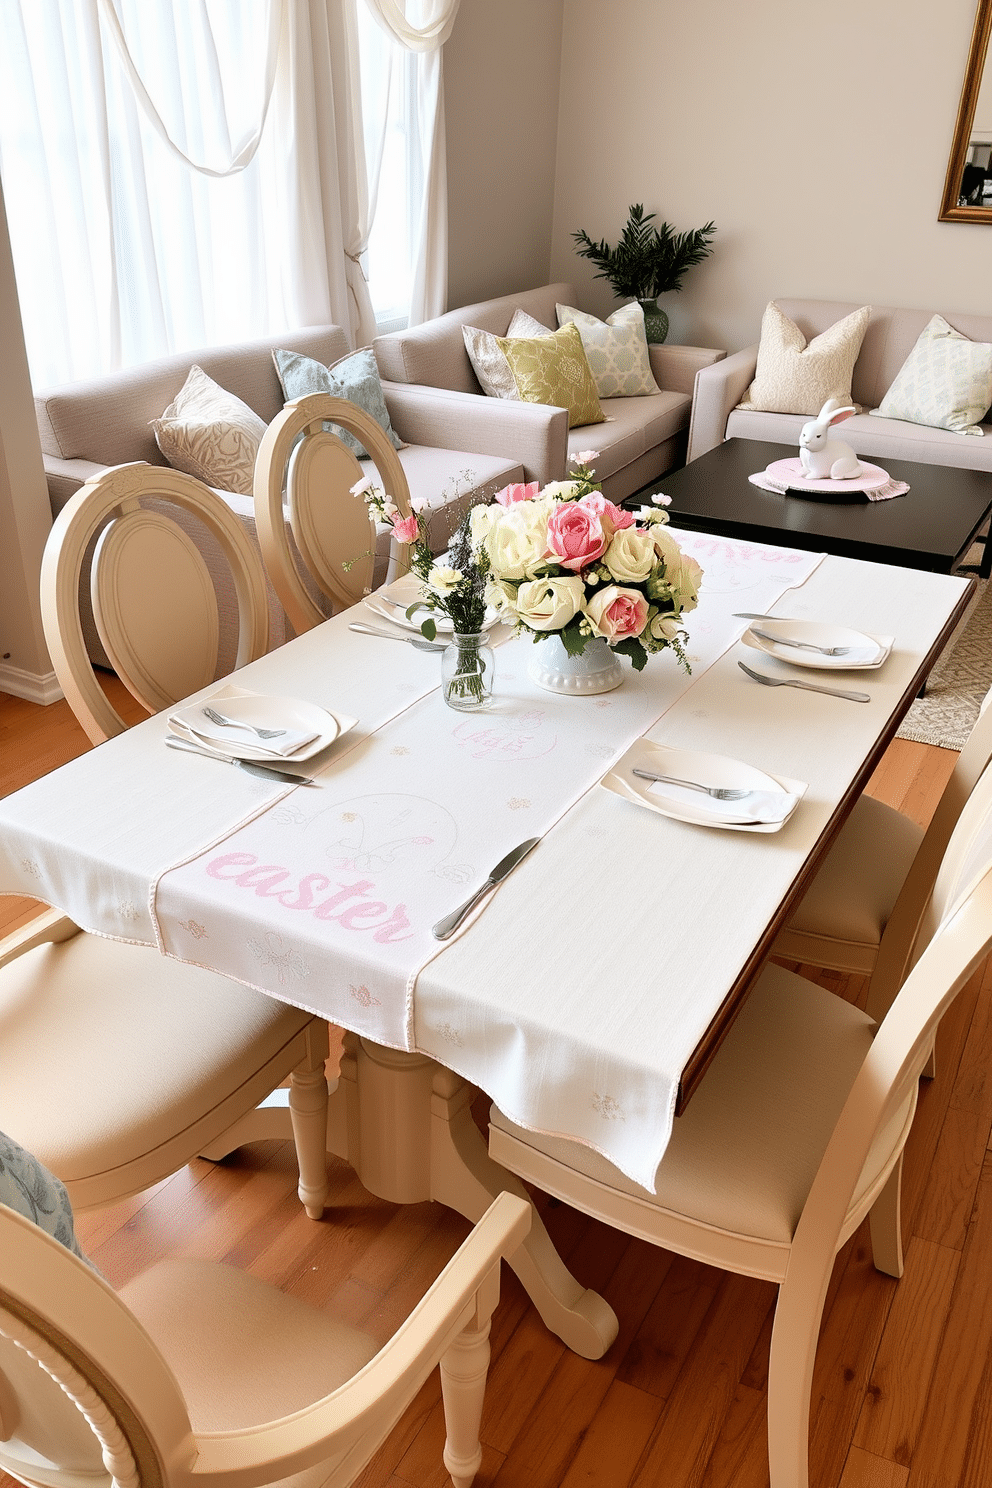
[475,453,701,690]
[350,477,496,710]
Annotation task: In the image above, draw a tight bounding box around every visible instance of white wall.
[444,0,564,309]
[550,0,992,353]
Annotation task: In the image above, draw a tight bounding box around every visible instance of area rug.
[896,575,991,750]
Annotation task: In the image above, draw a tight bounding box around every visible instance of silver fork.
[202,705,287,739]
[738,661,870,703]
[632,768,750,801]
[348,622,447,652]
[749,627,851,656]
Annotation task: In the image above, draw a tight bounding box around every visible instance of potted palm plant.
[571,204,716,344]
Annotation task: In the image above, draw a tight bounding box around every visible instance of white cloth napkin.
[646,780,799,824]
[168,704,320,757]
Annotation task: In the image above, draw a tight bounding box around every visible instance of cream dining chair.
[253,393,414,633]
[40,461,270,746]
[0,1188,530,1488]
[773,685,992,1020]
[488,756,992,1488]
[23,463,331,1217]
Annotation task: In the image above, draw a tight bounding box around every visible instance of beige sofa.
[35,325,525,670]
[374,282,725,503]
[688,298,992,470]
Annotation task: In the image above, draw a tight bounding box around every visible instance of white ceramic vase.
[527,634,624,695]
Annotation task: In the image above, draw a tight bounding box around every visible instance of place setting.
[600,739,806,832]
[165,685,356,785]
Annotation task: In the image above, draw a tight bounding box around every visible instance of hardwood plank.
[852,1237,960,1465]
[557,1379,662,1488]
[840,1446,910,1488]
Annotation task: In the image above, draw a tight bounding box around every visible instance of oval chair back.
[40,463,269,744]
[253,394,413,633]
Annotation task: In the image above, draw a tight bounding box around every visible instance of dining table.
[0,528,972,1362]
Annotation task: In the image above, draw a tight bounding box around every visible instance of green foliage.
[611,636,649,671]
[572,204,716,301]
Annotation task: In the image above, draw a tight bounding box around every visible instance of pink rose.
[546,502,607,571]
[576,491,635,534]
[495,481,541,506]
[585,585,649,642]
[390,513,420,544]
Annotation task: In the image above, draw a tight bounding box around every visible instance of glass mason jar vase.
[441,630,494,711]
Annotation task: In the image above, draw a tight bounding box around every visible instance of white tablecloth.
[0,535,970,1189]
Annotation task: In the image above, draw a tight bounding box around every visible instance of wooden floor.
[1,685,986,1488]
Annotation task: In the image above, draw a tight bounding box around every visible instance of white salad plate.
[600,742,806,833]
[169,691,356,762]
[741,619,893,670]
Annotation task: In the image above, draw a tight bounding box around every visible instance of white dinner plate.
[169,692,356,762]
[741,619,893,670]
[600,741,807,833]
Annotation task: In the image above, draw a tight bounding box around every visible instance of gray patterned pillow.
[273,346,405,459]
[0,1130,93,1267]
[463,308,553,398]
[152,365,267,495]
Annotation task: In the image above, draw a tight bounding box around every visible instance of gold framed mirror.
[940,0,992,221]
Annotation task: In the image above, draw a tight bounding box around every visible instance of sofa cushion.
[556,302,660,398]
[581,391,691,481]
[272,345,405,458]
[871,314,992,437]
[725,407,992,471]
[380,444,525,549]
[151,365,267,495]
[462,309,551,399]
[497,321,605,429]
[739,301,870,416]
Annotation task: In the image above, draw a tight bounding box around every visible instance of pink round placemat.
[761,457,892,493]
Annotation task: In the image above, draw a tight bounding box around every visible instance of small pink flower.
[546,502,607,571]
[570,449,601,466]
[390,513,420,544]
[495,481,541,506]
[576,491,635,533]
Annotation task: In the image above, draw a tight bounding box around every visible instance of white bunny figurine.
[798,398,864,480]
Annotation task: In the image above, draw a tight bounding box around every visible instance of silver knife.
[166,734,316,785]
[432,837,541,940]
[733,612,796,622]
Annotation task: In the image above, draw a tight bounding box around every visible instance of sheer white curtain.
[0,0,377,386]
[361,0,460,326]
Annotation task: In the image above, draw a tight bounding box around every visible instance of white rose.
[650,612,680,642]
[650,528,702,612]
[540,479,582,501]
[514,576,586,631]
[485,500,552,580]
[428,565,462,596]
[485,577,516,613]
[603,526,655,583]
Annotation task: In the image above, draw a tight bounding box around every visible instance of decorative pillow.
[0,1129,92,1266]
[495,321,605,428]
[738,301,871,415]
[463,308,552,399]
[151,365,267,495]
[272,346,405,460]
[555,302,660,398]
[870,315,992,437]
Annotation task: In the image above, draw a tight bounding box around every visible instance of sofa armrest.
[382,382,569,486]
[43,455,107,516]
[648,344,726,397]
[686,346,758,463]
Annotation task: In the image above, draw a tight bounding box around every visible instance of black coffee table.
[634,438,992,578]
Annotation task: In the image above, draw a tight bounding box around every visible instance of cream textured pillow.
[496,320,604,429]
[556,302,660,397]
[739,302,871,415]
[463,308,552,398]
[870,315,992,436]
[152,365,266,495]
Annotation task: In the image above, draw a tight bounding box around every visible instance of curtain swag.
[95,0,285,177]
[362,0,460,52]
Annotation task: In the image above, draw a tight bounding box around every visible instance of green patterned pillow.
[556,302,660,398]
[871,315,992,436]
[273,346,405,459]
[496,321,605,429]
